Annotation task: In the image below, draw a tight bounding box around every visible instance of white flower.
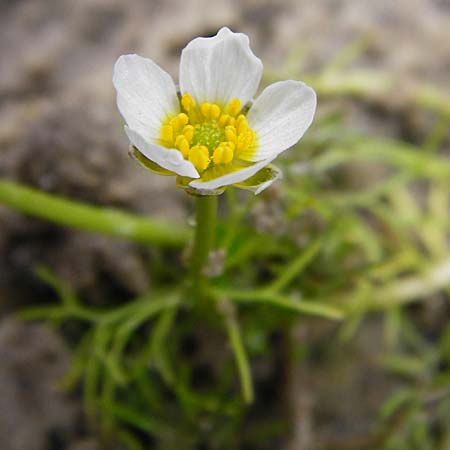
[113,27,316,194]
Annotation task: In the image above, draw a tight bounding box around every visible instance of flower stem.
[190,195,218,281]
[0,180,190,247]
[220,299,254,404]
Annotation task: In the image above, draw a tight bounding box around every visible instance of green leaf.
[379,388,417,420]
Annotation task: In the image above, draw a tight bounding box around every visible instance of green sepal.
[128,146,175,176]
[234,164,282,194]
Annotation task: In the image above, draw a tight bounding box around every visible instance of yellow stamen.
[188,145,210,172]
[225,126,236,143]
[237,132,248,150]
[181,93,195,111]
[175,135,190,157]
[183,125,194,142]
[170,117,181,131]
[227,141,236,151]
[178,113,189,126]
[210,103,221,120]
[238,122,248,135]
[160,125,174,144]
[236,114,247,130]
[218,114,230,127]
[200,102,211,118]
[237,130,255,151]
[170,113,189,131]
[213,142,234,165]
[226,98,241,116]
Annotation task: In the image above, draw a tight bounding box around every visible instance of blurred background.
[1,1,450,449]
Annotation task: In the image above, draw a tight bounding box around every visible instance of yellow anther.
[181,93,196,111]
[237,130,255,151]
[200,102,211,118]
[228,117,235,127]
[218,114,230,127]
[170,113,189,131]
[236,114,247,127]
[237,133,247,150]
[175,135,190,158]
[210,104,221,120]
[183,125,194,142]
[238,122,248,135]
[226,98,241,116]
[170,117,181,131]
[225,126,237,143]
[178,113,189,126]
[213,143,234,165]
[160,125,174,144]
[226,141,236,151]
[188,145,210,172]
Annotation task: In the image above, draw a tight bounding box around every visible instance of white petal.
[246,80,317,161]
[113,54,179,142]
[125,127,199,179]
[189,156,277,191]
[179,27,263,106]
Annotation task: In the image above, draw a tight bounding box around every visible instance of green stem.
[216,288,344,320]
[0,180,190,247]
[266,237,323,293]
[220,300,254,404]
[190,195,218,280]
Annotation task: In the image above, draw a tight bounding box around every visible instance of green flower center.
[191,122,225,154]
